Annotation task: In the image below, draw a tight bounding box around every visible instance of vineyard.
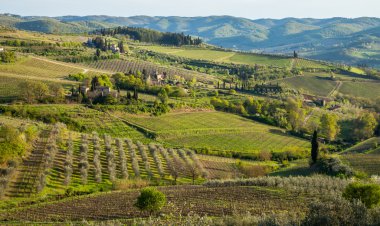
[338,81,380,100]
[341,154,380,175]
[0,57,83,79]
[342,137,380,154]
[84,58,216,83]
[0,185,310,221]
[279,75,337,97]
[3,124,211,199]
[139,45,329,69]
[292,58,330,69]
[113,111,310,154]
[227,52,292,67]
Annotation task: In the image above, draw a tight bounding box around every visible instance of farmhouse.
[110,44,120,53]
[147,71,167,85]
[80,85,118,98]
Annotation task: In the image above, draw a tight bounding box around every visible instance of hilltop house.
[147,71,167,85]
[80,85,118,98]
[110,44,120,53]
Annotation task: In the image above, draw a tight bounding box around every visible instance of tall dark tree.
[293,51,298,58]
[133,88,138,100]
[95,48,101,57]
[91,76,99,91]
[311,130,319,164]
[118,41,125,53]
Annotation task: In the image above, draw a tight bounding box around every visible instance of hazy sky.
[1,0,379,19]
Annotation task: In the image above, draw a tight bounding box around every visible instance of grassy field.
[227,52,292,67]
[113,111,310,154]
[139,45,326,68]
[279,75,337,97]
[2,105,151,142]
[0,57,83,78]
[338,81,380,100]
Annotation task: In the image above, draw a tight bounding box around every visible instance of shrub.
[302,198,370,226]
[317,157,354,177]
[134,187,166,215]
[343,183,380,208]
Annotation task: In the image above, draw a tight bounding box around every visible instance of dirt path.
[328,81,343,97]
[30,56,111,74]
[215,52,236,62]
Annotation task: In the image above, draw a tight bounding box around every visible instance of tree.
[49,83,65,103]
[33,82,49,102]
[343,183,380,209]
[158,88,168,104]
[18,81,36,103]
[286,97,305,132]
[320,114,340,142]
[91,76,100,91]
[133,88,138,100]
[293,50,298,58]
[311,130,319,164]
[135,187,166,215]
[95,48,101,57]
[354,113,378,141]
[0,50,16,63]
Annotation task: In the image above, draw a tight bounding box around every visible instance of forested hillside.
[1,14,379,67]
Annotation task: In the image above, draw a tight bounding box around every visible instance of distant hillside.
[1,14,380,67]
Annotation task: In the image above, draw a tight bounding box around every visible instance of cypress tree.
[311,130,319,164]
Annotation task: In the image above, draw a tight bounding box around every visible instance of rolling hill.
[1,14,380,67]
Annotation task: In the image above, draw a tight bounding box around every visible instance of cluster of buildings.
[79,85,118,98]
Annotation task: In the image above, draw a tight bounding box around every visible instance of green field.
[2,105,151,142]
[113,111,310,154]
[227,52,292,67]
[342,137,380,154]
[139,45,320,68]
[338,81,380,100]
[279,75,337,96]
[0,57,84,78]
[341,154,380,175]
[293,58,329,69]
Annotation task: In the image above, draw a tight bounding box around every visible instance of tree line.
[95,27,202,46]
